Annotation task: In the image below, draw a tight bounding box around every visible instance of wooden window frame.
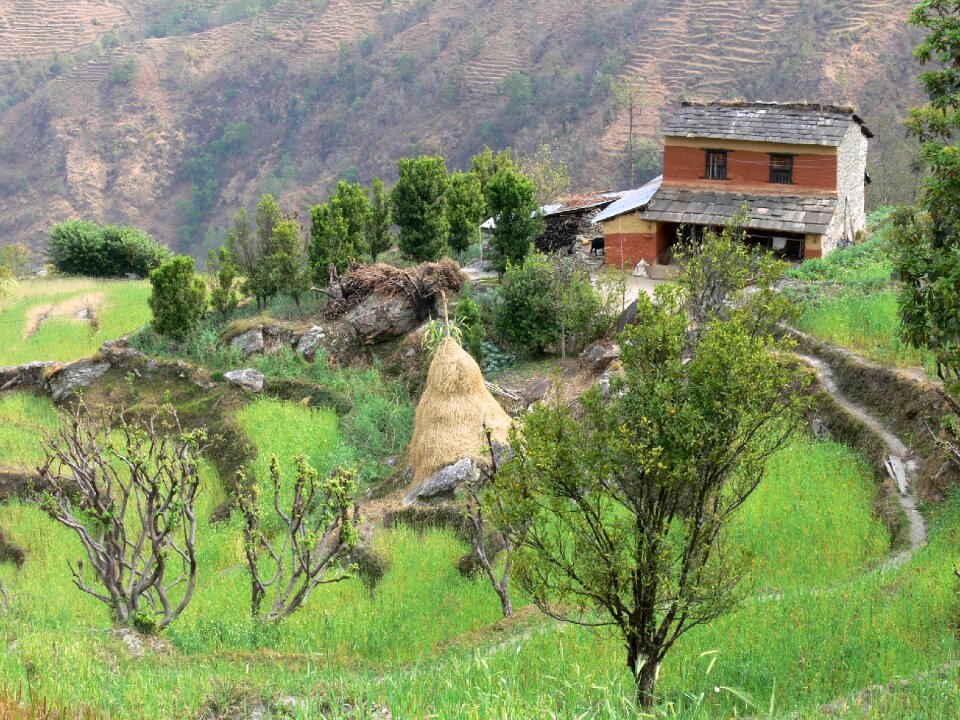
[705,149,728,181]
[769,154,795,184]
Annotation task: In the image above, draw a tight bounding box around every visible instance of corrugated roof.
[593,176,663,224]
[641,187,838,234]
[483,190,624,229]
[662,101,872,146]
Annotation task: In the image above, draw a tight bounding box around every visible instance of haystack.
[409,337,512,484]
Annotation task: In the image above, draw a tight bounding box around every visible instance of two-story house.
[595,101,873,269]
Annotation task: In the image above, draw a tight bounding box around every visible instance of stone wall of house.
[797,124,868,256]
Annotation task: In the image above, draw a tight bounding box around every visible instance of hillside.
[0,0,922,257]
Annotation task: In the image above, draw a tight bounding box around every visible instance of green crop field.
[0,277,151,366]
[5,412,954,719]
[0,392,59,470]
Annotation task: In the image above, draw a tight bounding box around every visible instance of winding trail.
[795,352,928,566]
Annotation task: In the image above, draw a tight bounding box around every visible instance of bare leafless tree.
[463,428,528,619]
[38,400,209,632]
[237,455,358,622]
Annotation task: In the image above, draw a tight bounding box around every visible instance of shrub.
[49,220,172,277]
[148,256,208,340]
[454,286,485,361]
[494,253,600,356]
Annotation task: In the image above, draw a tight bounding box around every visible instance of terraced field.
[0,277,151,365]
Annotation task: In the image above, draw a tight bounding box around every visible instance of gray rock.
[579,342,620,374]
[403,457,479,505]
[616,299,639,334]
[811,418,831,441]
[521,377,551,406]
[231,328,264,356]
[47,360,111,401]
[224,368,264,393]
[0,361,56,391]
[295,326,327,360]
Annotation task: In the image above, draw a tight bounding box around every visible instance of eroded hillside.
[0,0,921,255]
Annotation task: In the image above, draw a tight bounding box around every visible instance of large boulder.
[47,359,111,401]
[224,368,264,393]
[345,293,423,345]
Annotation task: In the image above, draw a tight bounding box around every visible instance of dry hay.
[22,293,104,339]
[409,337,512,483]
[325,260,465,320]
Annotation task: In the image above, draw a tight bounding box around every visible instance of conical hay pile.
[409,337,512,483]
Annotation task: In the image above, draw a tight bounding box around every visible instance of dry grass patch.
[22,294,103,339]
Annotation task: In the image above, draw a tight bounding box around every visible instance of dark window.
[770,154,794,184]
[705,150,727,180]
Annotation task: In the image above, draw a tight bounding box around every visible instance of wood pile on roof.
[642,187,838,235]
[663,101,873,146]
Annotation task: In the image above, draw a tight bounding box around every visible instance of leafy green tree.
[240,194,286,309]
[894,0,960,384]
[368,176,393,262]
[148,256,208,340]
[446,171,487,253]
[270,217,311,309]
[207,246,239,320]
[0,242,32,278]
[486,168,544,273]
[0,266,13,299]
[471,146,515,215]
[494,253,599,355]
[493,227,807,708]
[500,71,534,118]
[309,181,372,280]
[49,221,171,278]
[392,156,450,262]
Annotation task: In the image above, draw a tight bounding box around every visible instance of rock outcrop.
[224,368,265,393]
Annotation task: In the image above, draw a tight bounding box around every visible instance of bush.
[494,253,601,356]
[148,256,208,340]
[454,286,485,361]
[49,220,172,277]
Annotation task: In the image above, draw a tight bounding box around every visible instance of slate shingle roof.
[662,101,873,147]
[641,187,838,235]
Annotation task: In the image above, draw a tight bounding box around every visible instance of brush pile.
[325,260,465,321]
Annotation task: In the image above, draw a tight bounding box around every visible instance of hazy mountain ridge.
[0,0,921,256]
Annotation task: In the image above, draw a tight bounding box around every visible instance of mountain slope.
[0,0,922,256]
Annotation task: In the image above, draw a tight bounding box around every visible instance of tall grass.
[1,432,934,718]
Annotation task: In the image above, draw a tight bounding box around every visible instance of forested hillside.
[0,0,921,256]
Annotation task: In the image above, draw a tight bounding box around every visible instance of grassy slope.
[4,418,947,719]
[0,278,151,366]
[0,393,58,469]
[788,213,936,373]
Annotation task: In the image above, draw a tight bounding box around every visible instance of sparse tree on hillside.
[0,266,13,300]
[486,168,544,273]
[518,143,571,206]
[493,224,808,708]
[446,171,487,253]
[613,76,644,187]
[225,207,258,296]
[236,456,358,622]
[368,176,393,262]
[39,401,209,633]
[207,246,239,320]
[148,255,208,341]
[392,156,450,262]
